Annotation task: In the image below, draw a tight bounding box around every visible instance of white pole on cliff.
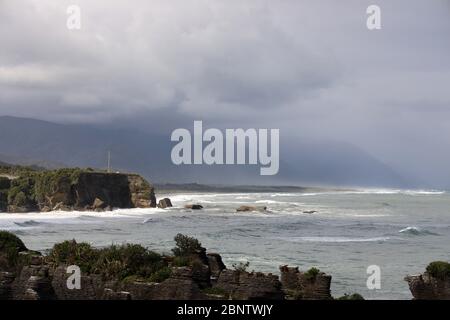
[107,150,111,173]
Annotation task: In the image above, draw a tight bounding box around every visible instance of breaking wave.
[279,236,390,243]
[398,226,438,236]
[13,220,44,227]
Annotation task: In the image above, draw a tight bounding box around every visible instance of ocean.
[1,188,449,299]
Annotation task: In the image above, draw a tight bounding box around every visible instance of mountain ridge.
[0,115,412,188]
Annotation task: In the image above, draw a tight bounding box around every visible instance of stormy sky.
[1,0,450,187]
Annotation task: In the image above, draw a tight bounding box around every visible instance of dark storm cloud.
[1,0,450,186]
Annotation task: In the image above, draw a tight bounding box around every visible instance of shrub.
[337,293,364,300]
[0,165,39,178]
[202,287,228,296]
[232,261,250,273]
[304,267,320,280]
[172,256,191,267]
[48,240,99,273]
[93,244,166,280]
[172,234,202,257]
[7,176,37,208]
[122,267,172,283]
[0,231,28,267]
[48,240,169,281]
[426,261,450,280]
[147,266,172,283]
[34,168,83,205]
[0,230,27,252]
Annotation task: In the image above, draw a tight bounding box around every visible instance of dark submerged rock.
[236,205,267,212]
[158,198,173,208]
[184,204,203,210]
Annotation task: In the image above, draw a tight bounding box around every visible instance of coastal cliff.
[405,261,450,299]
[0,232,335,300]
[0,166,156,212]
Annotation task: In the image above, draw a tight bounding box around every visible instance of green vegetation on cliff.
[0,177,10,189]
[426,261,450,280]
[33,168,85,205]
[48,240,170,282]
[48,240,171,282]
[7,176,37,209]
[0,164,42,177]
[0,177,10,211]
[0,165,154,212]
[336,293,364,300]
[1,167,89,211]
[172,233,203,257]
[0,231,28,268]
[46,233,206,282]
[304,267,321,280]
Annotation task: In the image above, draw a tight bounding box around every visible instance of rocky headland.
[0,165,156,213]
[0,231,449,300]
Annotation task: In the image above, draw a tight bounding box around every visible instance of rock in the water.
[158,198,173,208]
[236,205,267,212]
[92,198,106,210]
[184,204,203,210]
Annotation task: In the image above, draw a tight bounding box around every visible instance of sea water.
[1,188,449,299]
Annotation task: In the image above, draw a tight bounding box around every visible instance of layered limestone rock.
[405,273,450,299]
[207,253,226,279]
[280,265,332,300]
[0,232,336,300]
[405,261,450,299]
[120,267,207,300]
[213,270,284,300]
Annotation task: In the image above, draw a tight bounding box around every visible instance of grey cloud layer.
[1,0,450,186]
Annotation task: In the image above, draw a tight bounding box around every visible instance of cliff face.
[405,273,450,300]
[405,261,450,300]
[0,168,156,213]
[39,172,156,211]
[280,266,332,300]
[0,232,333,300]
